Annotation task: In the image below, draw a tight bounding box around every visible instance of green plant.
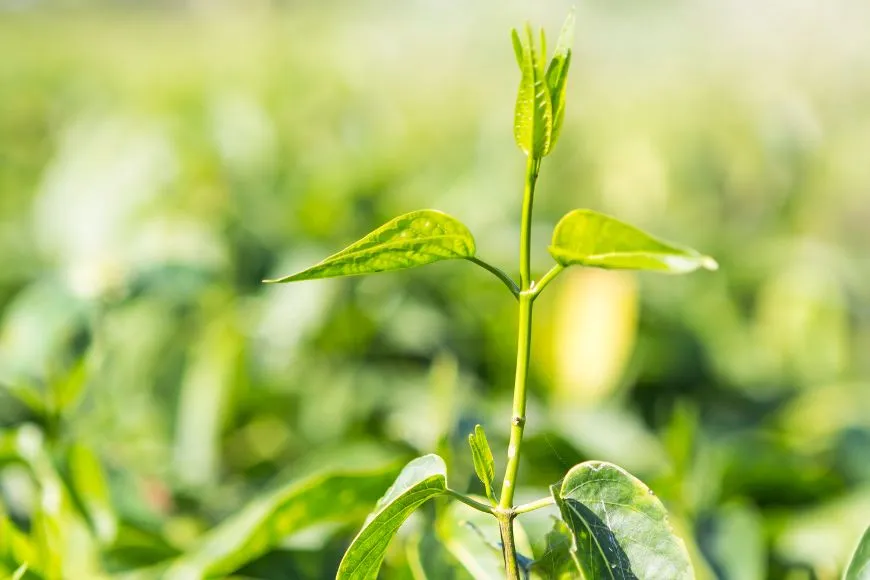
[266,12,718,580]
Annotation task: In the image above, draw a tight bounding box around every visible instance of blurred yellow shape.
[552,268,638,405]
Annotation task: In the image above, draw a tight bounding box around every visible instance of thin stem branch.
[466,257,520,299]
[444,488,495,515]
[531,264,564,300]
[513,495,555,515]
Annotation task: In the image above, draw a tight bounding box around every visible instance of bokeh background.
[2,0,869,578]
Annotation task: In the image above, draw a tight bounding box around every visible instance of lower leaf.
[337,454,447,580]
[552,461,693,580]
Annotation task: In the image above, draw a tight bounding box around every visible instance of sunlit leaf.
[1,504,37,576]
[545,10,575,152]
[552,461,693,579]
[9,563,28,580]
[17,426,102,579]
[549,210,718,273]
[264,210,476,283]
[845,525,870,580]
[164,465,401,579]
[67,443,117,544]
[468,425,496,505]
[512,25,553,158]
[337,455,447,580]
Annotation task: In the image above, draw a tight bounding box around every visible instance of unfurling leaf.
[512,11,574,158]
[545,10,575,151]
[512,25,553,158]
[845,525,870,580]
[468,425,497,504]
[549,209,718,273]
[337,455,447,580]
[552,461,693,580]
[265,210,476,283]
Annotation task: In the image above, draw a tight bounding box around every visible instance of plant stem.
[497,513,521,580]
[518,157,540,290]
[498,154,540,579]
[514,495,555,515]
[444,488,495,514]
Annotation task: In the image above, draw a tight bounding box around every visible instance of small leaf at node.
[552,461,694,579]
[265,210,476,283]
[337,455,448,579]
[549,209,718,274]
[468,425,497,504]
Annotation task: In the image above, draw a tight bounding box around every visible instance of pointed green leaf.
[845,525,870,580]
[67,444,117,544]
[9,563,28,580]
[265,210,476,283]
[552,461,693,580]
[468,425,496,505]
[512,24,553,158]
[549,209,718,273]
[1,504,37,576]
[337,455,447,580]
[545,10,575,153]
[164,465,400,579]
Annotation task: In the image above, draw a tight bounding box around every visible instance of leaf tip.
[700,256,719,271]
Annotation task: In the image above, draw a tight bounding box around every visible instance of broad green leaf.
[264,210,476,283]
[845,525,870,580]
[164,465,401,579]
[67,444,117,544]
[512,25,553,158]
[337,455,447,580]
[553,461,693,579]
[531,519,575,580]
[549,209,718,273]
[545,11,575,153]
[468,425,496,505]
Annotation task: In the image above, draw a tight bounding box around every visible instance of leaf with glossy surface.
[512,25,553,158]
[264,210,475,283]
[468,425,496,504]
[337,455,447,580]
[550,210,718,273]
[845,525,870,580]
[164,465,400,579]
[552,461,693,580]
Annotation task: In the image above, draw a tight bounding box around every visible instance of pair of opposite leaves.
[264,208,717,286]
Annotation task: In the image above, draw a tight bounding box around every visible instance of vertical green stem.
[498,155,540,579]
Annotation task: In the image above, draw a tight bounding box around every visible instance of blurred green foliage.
[1,1,869,578]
